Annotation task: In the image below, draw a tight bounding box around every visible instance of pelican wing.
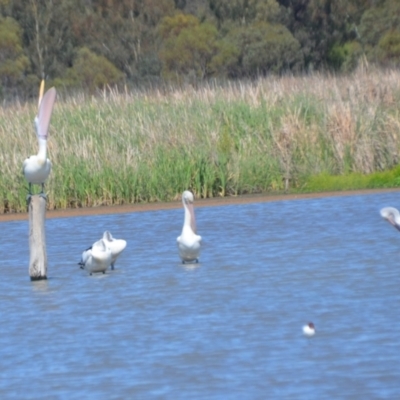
[35,87,56,139]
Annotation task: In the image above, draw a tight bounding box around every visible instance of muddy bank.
[1,188,399,223]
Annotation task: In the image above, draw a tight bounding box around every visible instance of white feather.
[177,190,202,263]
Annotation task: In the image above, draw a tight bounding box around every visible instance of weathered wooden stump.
[28,195,47,280]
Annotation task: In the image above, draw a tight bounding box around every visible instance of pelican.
[303,322,316,337]
[78,239,112,275]
[177,190,201,263]
[102,231,127,270]
[380,207,400,231]
[23,84,56,200]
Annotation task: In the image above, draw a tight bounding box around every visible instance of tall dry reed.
[1,67,400,213]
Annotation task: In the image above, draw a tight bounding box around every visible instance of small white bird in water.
[102,231,127,270]
[303,322,316,337]
[79,239,112,275]
[380,207,400,231]
[177,190,201,263]
[23,82,56,201]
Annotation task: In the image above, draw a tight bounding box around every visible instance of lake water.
[1,192,400,399]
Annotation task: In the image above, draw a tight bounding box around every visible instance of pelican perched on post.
[23,82,56,201]
[102,231,127,270]
[177,190,201,263]
[78,239,112,275]
[380,207,400,231]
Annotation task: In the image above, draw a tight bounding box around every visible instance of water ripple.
[1,192,400,399]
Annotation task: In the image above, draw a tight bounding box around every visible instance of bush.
[64,47,124,93]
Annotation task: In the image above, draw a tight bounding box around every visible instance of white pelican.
[78,239,112,275]
[23,85,56,200]
[380,207,400,231]
[303,322,316,337]
[102,231,127,270]
[177,190,201,263]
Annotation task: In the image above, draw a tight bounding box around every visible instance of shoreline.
[1,188,399,223]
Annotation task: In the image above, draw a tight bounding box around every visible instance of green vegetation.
[1,68,400,213]
[1,1,400,98]
[306,167,400,193]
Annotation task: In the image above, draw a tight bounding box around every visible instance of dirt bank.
[1,188,399,223]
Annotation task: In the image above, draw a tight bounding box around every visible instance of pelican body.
[380,207,400,231]
[102,231,127,270]
[79,239,112,275]
[23,86,56,197]
[177,190,201,263]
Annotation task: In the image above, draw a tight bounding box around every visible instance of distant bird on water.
[177,190,202,264]
[303,322,316,337]
[380,207,400,231]
[23,81,56,201]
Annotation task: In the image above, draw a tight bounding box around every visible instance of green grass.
[1,68,400,213]
[304,165,400,193]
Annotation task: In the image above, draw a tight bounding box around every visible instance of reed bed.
[1,67,400,213]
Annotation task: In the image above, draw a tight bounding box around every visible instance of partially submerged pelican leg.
[181,259,198,264]
[110,263,115,270]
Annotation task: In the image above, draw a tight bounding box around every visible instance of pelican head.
[103,231,113,242]
[182,190,196,233]
[182,190,194,206]
[380,207,400,231]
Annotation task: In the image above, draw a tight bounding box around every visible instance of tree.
[209,0,286,27]
[2,0,83,79]
[0,16,30,96]
[378,30,400,65]
[281,0,371,70]
[221,21,303,77]
[159,13,220,80]
[359,0,400,64]
[64,47,124,93]
[77,0,175,82]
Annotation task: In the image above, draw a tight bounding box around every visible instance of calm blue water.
[1,192,400,399]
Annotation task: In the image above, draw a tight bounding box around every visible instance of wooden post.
[28,195,47,280]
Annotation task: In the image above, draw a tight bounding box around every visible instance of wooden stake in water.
[28,195,47,280]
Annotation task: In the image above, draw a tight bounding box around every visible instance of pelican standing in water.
[23,83,56,201]
[380,207,400,231]
[102,231,127,270]
[78,239,112,275]
[177,190,201,263]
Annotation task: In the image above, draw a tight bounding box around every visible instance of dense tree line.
[0,0,399,98]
